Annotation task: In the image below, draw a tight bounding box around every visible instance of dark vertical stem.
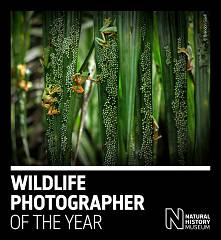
[194,12,210,165]
[157,11,188,165]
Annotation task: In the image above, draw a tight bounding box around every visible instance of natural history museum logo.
[165,208,210,230]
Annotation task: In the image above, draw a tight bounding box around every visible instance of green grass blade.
[135,11,154,165]
[152,13,162,164]
[42,11,81,165]
[157,11,188,165]
[186,12,196,164]
[157,11,178,164]
[117,11,141,165]
[95,11,119,165]
[193,12,210,165]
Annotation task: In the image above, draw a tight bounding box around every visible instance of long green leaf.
[95,11,119,165]
[42,11,81,165]
[193,11,210,165]
[157,11,188,165]
[118,11,141,165]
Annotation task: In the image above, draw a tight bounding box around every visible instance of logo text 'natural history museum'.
[165,208,210,230]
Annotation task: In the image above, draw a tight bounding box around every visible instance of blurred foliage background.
[11,11,210,166]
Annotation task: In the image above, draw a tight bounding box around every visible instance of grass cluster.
[11,11,210,166]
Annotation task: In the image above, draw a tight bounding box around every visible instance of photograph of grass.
[11,11,210,166]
